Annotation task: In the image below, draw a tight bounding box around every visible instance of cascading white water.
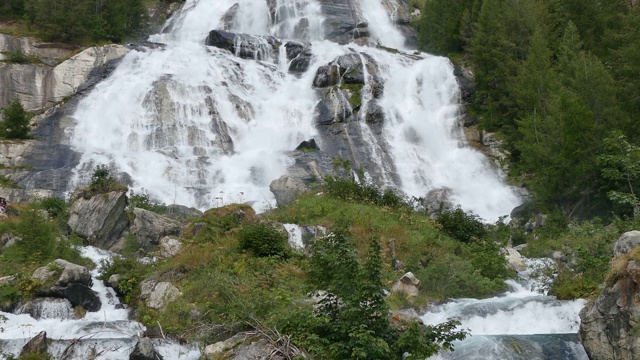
[0,246,199,359]
[422,258,588,359]
[69,0,519,219]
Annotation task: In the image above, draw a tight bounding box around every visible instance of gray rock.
[319,0,365,45]
[614,231,640,258]
[314,88,354,125]
[503,247,526,272]
[205,30,280,61]
[140,280,181,309]
[107,274,122,294]
[423,187,453,216]
[391,272,420,297]
[164,204,202,221]
[221,3,239,30]
[580,262,640,360]
[0,44,129,111]
[269,174,309,207]
[53,259,92,287]
[20,331,48,357]
[132,208,181,248]
[0,275,15,286]
[17,298,73,320]
[287,43,313,74]
[159,236,182,258]
[51,283,101,312]
[68,191,129,249]
[130,337,163,360]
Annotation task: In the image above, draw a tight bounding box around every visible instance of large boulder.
[68,191,129,249]
[131,208,182,248]
[20,331,48,358]
[205,30,280,61]
[32,259,91,287]
[130,337,164,360]
[140,280,182,309]
[579,231,640,359]
[269,174,309,207]
[51,283,102,312]
[391,272,420,298]
[159,236,182,258]
[614,231,640,258]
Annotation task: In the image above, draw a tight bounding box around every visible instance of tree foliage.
[1,0,146,42]
[415,0,640,217]
[0,99,31,140]
[291,227,468,359]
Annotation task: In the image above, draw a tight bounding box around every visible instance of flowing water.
[68,0,520,222]
[0,246,199,359]
[422,259,589,360]
[0,0,585,358]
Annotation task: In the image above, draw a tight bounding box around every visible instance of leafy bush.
[85,164,127,195]
[6,48,28,63]
[238,223,290,258]
[324,176,405,209]
[129,189,167,214]
[285,228,468,359]
[13,207,57,262]
[435,208,487,243]
[0,99,31,139]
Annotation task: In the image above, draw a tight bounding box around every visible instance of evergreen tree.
[0,99,31,139]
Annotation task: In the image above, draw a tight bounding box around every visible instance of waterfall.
[69,0,520,219]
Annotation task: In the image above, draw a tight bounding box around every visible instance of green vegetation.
[0,0,147,43]
[415,0,640,219]
[128,188,167,214]
[238,222,290,259]
[79,164,127,197]
[0,174,20,188]
[340,83,364,109]
[0,99,31,140]
[0,199,92,310]
[95,179,520,356]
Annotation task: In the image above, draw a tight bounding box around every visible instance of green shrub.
[85,164,127,195]
[238,223,290,258]
[6,48,28,63]
[324,176,405,209]
[129,189,167,214]
[13,208,57,262]
[284,228,468,359]
[435,208,487,243]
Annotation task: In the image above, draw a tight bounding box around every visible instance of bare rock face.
[0,43,129,111]
[579,231,640,359]
[68,191,129,250]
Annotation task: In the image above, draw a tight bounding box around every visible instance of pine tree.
[0,99,31,139]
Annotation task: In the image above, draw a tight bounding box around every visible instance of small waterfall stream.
[423,259,589,359]
[0,247,199,359]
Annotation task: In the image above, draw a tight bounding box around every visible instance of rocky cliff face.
[0,35,130,202]
[579,231,640,359]
[0,35,129,111]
